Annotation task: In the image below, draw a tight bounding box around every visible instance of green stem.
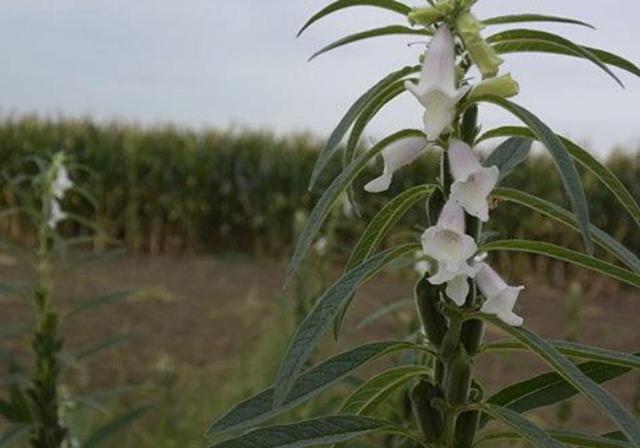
[29,207,67,448]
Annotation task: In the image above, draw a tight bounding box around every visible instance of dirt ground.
[1,253,639,437]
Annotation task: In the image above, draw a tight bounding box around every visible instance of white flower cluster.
[366,25,524,326]
[47,162,73,229]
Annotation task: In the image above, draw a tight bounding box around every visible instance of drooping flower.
[476,263,524,326]
[51,165,73,199]
[448,139,498,222]
[405,25,470,141]
[421,200,479,291]
[364,136,430,193]
[47,199,66,229]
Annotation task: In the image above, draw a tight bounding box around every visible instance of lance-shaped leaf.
[0,425,29,447]
[484,339,640,370]
[298,0,411,37]
[310,26,430,61]
[206,415,416,448]
[81,405,152,448]
[356,299,414,330]
[64,290,133,320]
[308,67,418,190]
[288,128,424,282]
[482,14,595,29]
[483,137,532,182]
[486,29,623,87]
[481,239,640,288]
[480,352,640,429]
[480,126,640,230]
[492,188,640,273]
[477,429,634,448]
[469,97,592,252]
[482,318,640,445]
[276,244,419,405]
[333,184,436,337]
[480,404,564,448]
[208,341,414,435]
[339,365,429,415]
[492,40,640,78]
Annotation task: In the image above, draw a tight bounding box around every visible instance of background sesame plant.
[207,1,640,447]
[0,153,149,447]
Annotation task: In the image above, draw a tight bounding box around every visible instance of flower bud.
[408,0,455,26]
[455,12,503,78]
[469,73,519,100]
[453,410,480,447]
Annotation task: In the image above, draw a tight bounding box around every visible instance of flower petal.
[364,136,429,193]
[448,139,482,182]
[446,275,469,306]
[436,199,465,233]
[420,25,457,96]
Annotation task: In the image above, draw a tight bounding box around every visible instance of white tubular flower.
[52,165,73,199]
[448,139,498,222]
[445,274,469,306]
[364,136,430,193]
[47,199,66,229]
[405,25,470,141]
[477,263,524,327]
[421,200,479,288]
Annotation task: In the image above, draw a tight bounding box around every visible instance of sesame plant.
[207,1,640,447]
[0,153,148,447]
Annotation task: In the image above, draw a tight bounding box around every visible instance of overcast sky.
[0,1,639,155]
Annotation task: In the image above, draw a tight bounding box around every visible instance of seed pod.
[415,276,448,347]
[460,319,484,355]
[453,410,481,448]
[460,105,479,145]
[410,380,443,443]
[445,345,472,406]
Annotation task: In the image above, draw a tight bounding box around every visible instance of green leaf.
[339,365,428,415]
[308,67,418,190]
[487,29,623,87]
[480,126,640,230]
[477,429,634,448]
[81,405,151,448]
[276,243,419,405]
[309,26,430,60]
[207,416,388,448]
[492,40,640,78]
[333,184,435,337]
[482,14,595,29]
[480,404,564,448]
[208,341,413,435]
[64,290,133,320]
[483,137,532,182]
[483,318,640,445]
[492,188,640,273]
[484,339,640,370]
[65,332,135,365]
[470,97,592,252]
[344,79,408,170]
[0,425,29,447]
[481,239,640,288]
[356,299,414,330]
[483,354,638,428]
[288,128,424,282]
[298,0,411,37]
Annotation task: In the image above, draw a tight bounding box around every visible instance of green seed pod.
[445,345,472,406]
[460,319,484,355]
[453,410,481,448]
[460,105,479,146]
[410,380,444,442]
[415,276,448,347]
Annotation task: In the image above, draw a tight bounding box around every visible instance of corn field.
[1,115,639,261]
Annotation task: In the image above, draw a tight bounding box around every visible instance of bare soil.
[1,253,639,435]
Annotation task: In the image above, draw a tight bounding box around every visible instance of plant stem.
[28,211,67,448]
